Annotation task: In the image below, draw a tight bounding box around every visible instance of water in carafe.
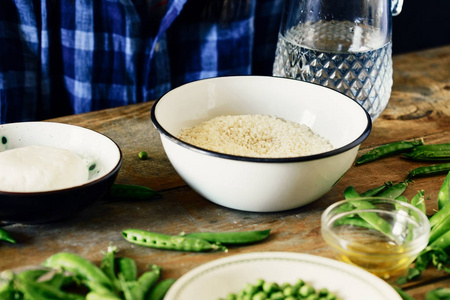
[273,0,402,120]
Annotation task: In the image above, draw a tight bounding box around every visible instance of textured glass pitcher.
[273,0,403,120]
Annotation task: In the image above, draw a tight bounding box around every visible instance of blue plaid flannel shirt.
[0,0,282,123]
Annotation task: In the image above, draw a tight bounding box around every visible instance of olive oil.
[331,241,416,279]
[328,227,417,280]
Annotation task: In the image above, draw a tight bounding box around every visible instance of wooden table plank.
[365,45,450,147]
[1,45,450,299]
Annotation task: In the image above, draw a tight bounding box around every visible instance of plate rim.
[164,251,401,300]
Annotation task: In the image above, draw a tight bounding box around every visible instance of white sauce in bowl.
[0,145,89,192]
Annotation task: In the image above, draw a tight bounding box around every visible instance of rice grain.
[177,114,333,158]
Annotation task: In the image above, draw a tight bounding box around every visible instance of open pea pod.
[184,229,271,245]
[122,229,226,252]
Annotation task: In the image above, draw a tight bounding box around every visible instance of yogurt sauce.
[0,145,89,192]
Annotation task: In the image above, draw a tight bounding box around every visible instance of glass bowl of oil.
[321,197,430,280]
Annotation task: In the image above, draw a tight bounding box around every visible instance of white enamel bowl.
[151,76,371,212]
[0,122,122,224]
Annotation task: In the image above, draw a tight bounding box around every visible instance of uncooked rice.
[177,114,334,158]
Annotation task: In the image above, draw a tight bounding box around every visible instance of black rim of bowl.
[151,76,372,163]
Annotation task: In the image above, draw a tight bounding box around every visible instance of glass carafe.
[273,0,403,120]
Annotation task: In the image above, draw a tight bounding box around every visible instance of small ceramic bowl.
[0,122,122,224]
[151,76,371,212]
[321,197,430,279]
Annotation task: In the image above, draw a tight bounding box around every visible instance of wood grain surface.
[1,45,449,299]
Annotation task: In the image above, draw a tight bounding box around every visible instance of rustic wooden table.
[1,45,449,299]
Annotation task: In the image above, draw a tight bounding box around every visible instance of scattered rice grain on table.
[177,114,334,158]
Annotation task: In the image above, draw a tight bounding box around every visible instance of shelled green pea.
[217,279,338,300]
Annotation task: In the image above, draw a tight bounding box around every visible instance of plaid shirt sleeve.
[0,0,282,124]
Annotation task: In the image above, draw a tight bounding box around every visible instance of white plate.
[164,252,401,300]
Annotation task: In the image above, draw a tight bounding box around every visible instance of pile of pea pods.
[0,246,174,300]
[356,139,450,179]
[354,140,450,298]
[0,228,272,300]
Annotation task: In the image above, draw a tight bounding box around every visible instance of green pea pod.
[341,187,397,241]
[429,213,450,244]
[15,276,84,300]
[330,202,357,215]
[344,183,398,199]
[429,201,450,228]
[333,216,376,230]
[403,150,450,161]
[117,257,138,282]
[122,229,225,252]
[138,265,161,296]
[437,172,450,210]
[429,230,450,251]
[344,186,360,199]
[42,271,78,290]
[0,274,14,300]
[407,163,450,179]
[146,278,176,300]
[0,228,15,244]
[0,287,14,300]
[425,287,450,300]
[410,190,426,215]
[350,200,396,242]
[118,274,143,300]
[392,286,415,300]
[110,184,158,200]
[85,280,117,296]
[411,143,450,152]
[356,139,424,165]
[343,182,392,202]
[184,229,271,245]
[341,186,370,224]
[360,182,393,197]
[100,245,120,292]
[16,270,76,293]
[16,269,48,282]
[375,181,410,199]
[395,195,409,203]
[86,291,122,300]
[42,252,113,290]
